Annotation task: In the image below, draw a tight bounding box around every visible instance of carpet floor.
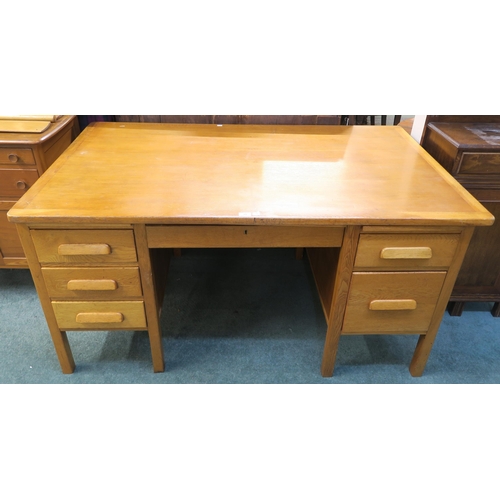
[1,248,499,384]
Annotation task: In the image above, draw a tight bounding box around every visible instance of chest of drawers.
[0,116,78,268]
[421,122,500,316]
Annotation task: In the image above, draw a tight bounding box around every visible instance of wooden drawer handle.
[16,180,27,190]
[369,299,417,311]
[76,312,124,323]
[58,243,111,256]
[8,154,19,163]
[67,279,118,291]
[380,247,432,259]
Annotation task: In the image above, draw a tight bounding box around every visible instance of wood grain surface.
[8,123,494,228]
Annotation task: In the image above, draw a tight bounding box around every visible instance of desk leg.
[48,330,75,374]
[409,227,474,376]
[16,224,76,373]
[134,225,165,372]
[321,226,360,377]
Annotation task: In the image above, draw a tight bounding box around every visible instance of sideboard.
[0,116,79,268]
[421,118,500,316]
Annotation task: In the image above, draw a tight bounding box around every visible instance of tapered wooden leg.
[321,226,360,377]
[295,247,304,260]
[49,330,76,374]
[134,224,165,372]
[409,333,438,377]
[16,224,76,373]
[409,227,475,376]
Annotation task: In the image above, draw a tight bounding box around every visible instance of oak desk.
[8,123,494,376]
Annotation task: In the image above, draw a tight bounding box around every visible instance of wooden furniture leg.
[321,226,360,376]
[134,224,165,372]
[409,227,475,376]
[491,302,500,317]
[16,224,76,373]
[448,301,465,316]
[295,247,304,260]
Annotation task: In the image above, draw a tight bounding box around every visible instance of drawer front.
[342,271,447,333]
[0,209,25,258]
[31,229,137,264]
[0,148,35,166]
[147,225,344,248]
[458,152,500,174]
[42,267,142,299]
[354,233,460,270]
[52,301,147,329]
[0,169,39,198]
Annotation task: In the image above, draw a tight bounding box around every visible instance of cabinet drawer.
[354,233,460,270]
[31,230,137,264]
[0,148,35,166]
[0,169,39,198]
[52,301,147,329]
[458,152,500,174]
[1,209,25,258]
[342,271,446,333]
[42,267,142,299]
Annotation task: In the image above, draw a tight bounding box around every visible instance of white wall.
[411,115,427,143]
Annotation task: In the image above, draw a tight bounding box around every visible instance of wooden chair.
[369,116,402,125]
[343,116,402,125]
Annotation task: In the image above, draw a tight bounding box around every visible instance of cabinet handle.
[58,243,111,256]
[16,180,27,190]
[8,154,19,163]
[380,247,432,259]
[67,279,118,291]
[369,299,417,311]
[76,312,124,323]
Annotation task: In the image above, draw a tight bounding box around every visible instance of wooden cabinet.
[421,121,500,316]
[0,116,79,268]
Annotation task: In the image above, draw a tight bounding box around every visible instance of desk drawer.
[147,225,344,248]
[0,148,35,166]
[31,230,137,264]
[0,169,39,198]
[354,233,460,270]
[342,271,446,333]
[52,300,147,329]
[42,267,142,299]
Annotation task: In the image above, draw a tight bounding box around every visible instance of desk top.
[8,122,494,227]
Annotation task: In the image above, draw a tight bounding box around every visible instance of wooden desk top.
[8,122,494,227]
